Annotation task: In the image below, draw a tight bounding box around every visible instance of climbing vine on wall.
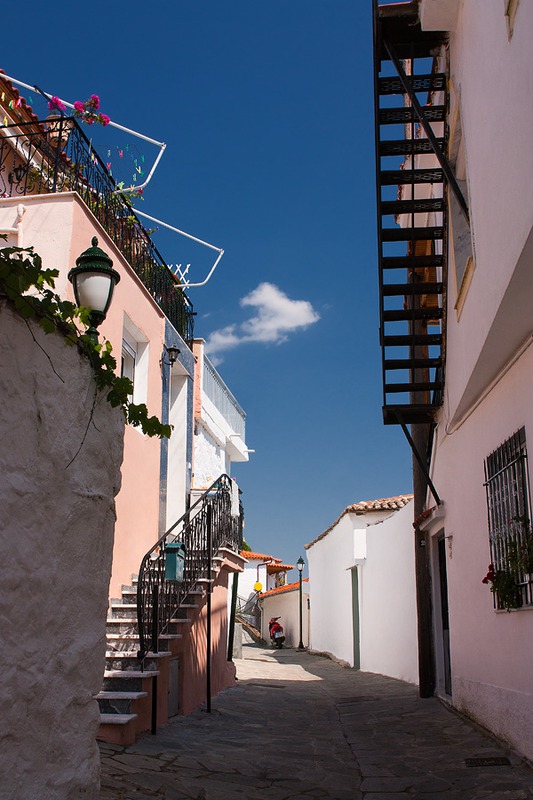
[0,239,171,439]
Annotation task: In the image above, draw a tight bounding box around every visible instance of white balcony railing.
[203,357,246,439]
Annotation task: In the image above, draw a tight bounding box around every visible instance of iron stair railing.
[373,1,451,425]
[136,473,243,660]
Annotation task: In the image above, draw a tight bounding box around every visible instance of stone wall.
[0,299,124,799]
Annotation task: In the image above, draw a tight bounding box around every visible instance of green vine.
[0,239,172,439]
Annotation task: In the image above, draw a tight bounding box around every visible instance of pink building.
[0,71,249,744]
[373,0,533,759]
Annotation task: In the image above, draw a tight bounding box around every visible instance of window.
[448,89,475,314]
[484,428,533,609]
[121,339,136,403]
[121,316,149,409]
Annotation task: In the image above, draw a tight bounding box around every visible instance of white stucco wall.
[0,301,124,798]
[359,501,418,684]
[428,344,533,760]
[260,586,310,648]
[307,512,367,667]
[438,1,533,423]
[192,422,229,490]
[307,504,416,678]
[415,0,533,761]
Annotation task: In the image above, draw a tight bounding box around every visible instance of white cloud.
[204,282,319,360]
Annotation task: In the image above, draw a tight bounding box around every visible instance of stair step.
[382,282,443,296]
[380,168,444,186]
[106,633,182,642]
[104,670,159,679]
[382,333,443,347]
[105,650,171,659]
[385,381,443,393]
[379,105,445,125]
[381,254,443,270]
[378,73,446,96]
[383,403,440,425]
[384,357,442,370]
[381,226,443,242]
[379,137,444,157]
[99,713,137,725]
[96,691,148,700]
[381,197,445,216]
[382,307,443,321]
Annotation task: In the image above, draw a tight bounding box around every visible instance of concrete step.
[103,669,159,693]
[99,712,137,724]
[98,713,138,746]
[105,651,170,672]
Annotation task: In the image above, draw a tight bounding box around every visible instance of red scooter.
[269,616,285,648]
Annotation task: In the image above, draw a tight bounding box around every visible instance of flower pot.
[45,114,73,148]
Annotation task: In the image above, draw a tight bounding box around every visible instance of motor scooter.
[268,616,285,648]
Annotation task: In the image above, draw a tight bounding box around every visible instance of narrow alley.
[98,643,533,800]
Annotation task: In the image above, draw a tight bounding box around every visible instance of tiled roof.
[305,494,413,550]
[240,551,282,562]
[259,578,309,598]
[0,71,41,125]
[267,562,295,573]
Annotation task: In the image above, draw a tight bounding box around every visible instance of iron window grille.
[484,427,533,609]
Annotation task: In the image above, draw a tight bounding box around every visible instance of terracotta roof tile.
[0,71,41,126]
[267,562,295,573]
[305,494,413,550]
[259,578,309,598]
[240,551,282,562]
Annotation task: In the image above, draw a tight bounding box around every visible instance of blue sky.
[4,0,411,571]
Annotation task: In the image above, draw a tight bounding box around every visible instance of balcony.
[203,356,247,458]
[0,116,194,342]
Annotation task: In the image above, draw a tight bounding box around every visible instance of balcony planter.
[45,114,74,148]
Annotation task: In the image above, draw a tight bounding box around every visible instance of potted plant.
[482,563,522,611]
[482,515,533,611]
[45,96,74,148]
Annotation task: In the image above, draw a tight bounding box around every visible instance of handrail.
[136,474,243,659]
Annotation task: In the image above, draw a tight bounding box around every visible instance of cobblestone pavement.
[99,643,533,799]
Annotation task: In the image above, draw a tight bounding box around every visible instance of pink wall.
[0,194,168,598]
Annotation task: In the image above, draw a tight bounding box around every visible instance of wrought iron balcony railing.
[0,117,194,341]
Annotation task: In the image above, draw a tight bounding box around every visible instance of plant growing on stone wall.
[0,238,171,439]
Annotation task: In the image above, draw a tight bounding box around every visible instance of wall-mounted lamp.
[161,345,181,367]
[8,165,25,185]
[68,237,120,343]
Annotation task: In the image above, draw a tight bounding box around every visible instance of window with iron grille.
[484,427,533,609]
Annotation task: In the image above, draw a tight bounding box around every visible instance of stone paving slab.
[99,644,533,799]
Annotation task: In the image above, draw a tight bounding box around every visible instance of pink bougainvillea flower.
[48,96,66,112]
[100,114,110,126]
[73,101,85,112]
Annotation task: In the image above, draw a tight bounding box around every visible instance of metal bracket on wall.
[396,412,442,507]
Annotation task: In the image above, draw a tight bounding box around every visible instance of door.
[437,534,452,695]
[351,566,361,669]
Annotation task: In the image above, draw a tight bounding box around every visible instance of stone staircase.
[96,577,204,746]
